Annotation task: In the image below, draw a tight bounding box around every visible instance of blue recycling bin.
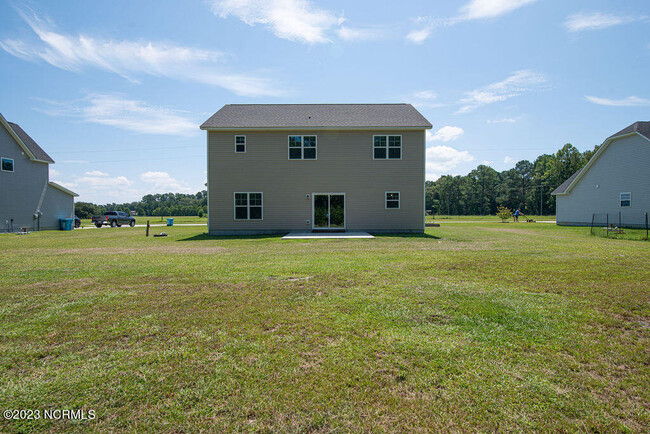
[59,218,73,231]
[167,218,174,226]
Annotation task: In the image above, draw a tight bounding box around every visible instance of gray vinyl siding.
[556,134,650,227]
[207,129,425,234]
[0,123,73,231]
[40,186,74,230]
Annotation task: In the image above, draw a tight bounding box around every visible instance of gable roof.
[200,104,433,130]
[552,121,649,195]
[48,181,78,197]
[606,121,650,142]
[0,113,55,163]
[551,169,581,195]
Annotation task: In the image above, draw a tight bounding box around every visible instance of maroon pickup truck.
[91,211,136,228]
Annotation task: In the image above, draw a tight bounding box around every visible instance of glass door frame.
[311,193,346,230]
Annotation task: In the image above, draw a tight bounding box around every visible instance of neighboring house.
[201,104,432,235]
[552,121,650,227]
[0,113,78,231]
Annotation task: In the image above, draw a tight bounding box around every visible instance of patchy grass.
[426,214,556,222]
[0,224,648,432]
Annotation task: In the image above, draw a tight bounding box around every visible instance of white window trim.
[372,135,402,160]
[1,157,14,172]
[234,135,246,153]
[385,191,400,209]
[233,192,263,220]
[287,135,318,160]
[620,192,632,207]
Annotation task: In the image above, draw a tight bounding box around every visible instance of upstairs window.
[235,135,246,153]
[386,191,400,209]
[1,157,14,172]
[374,135,401,159]
[620,192,631,207]
[288,135,317,160]
[234,192,263,220]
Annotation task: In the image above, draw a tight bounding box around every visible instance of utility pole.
[539,184,543,216]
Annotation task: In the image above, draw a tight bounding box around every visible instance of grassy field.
[426,214,556,222]
[0,223,648,432]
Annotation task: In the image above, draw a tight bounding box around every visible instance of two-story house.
[552,121,649,227]
[201,104,432,235]
[0,113,78,232]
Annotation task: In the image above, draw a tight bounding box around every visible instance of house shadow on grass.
[178,232,440,242]
[371,232,440,239]
[177,233,288,242]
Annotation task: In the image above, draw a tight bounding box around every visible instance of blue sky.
[0,0,648,203]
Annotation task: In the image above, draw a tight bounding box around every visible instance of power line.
[56,154,204,164]
[55,144,203,154]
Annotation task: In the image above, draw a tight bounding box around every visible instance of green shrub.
[497,206,512,222]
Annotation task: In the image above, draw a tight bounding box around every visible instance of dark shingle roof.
[7,122,55,163]
[200,104,432,129]
[606,121,650,141]
[551,169,581,195]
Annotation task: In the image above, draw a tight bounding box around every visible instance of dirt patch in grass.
[22,277,96,290]
[479,227,540,235]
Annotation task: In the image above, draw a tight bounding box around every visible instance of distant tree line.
[426,143,599,216]
[75,191,208,218]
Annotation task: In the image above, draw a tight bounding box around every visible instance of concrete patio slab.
[282,231,375,239]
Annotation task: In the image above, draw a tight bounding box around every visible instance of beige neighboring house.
[552,121,649,227]
[201,104,432,235]
[0,113,78,232]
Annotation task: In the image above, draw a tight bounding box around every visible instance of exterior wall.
[0,124,73,231]
[0,123,49,231]
[40,186,74,230]
[556,134,650,227]
[207,129,425,234]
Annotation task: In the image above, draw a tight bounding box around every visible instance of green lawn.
[0,224,648,432]
[426,214,556,222]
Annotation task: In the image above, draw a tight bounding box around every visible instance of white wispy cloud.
[585,95,650,107]
[39,94,199,136]
[85,170,109,177]
[336,25,385,42]
[406,1,536,43]
[428,126,465,142]
[488,118,517,124]
[457,69,546,114]
[504,156,514,163]
[426,145,474,180]
[210,0,344,44]
[0,10,283,96]
[459,0,537,20]
[410,90,444,108]
[140,171,193,193]
[406,17,438,44]
[564,11,644,32]
[426,128,473,180]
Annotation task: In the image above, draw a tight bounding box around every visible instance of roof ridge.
[224,103,411,106]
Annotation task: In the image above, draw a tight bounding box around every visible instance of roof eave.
[0,114,38,161]
[562,131,648,195]
[48,181,79,197]
[199,125,433,131]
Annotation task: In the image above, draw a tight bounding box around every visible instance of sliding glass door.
[313,194,345,230]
